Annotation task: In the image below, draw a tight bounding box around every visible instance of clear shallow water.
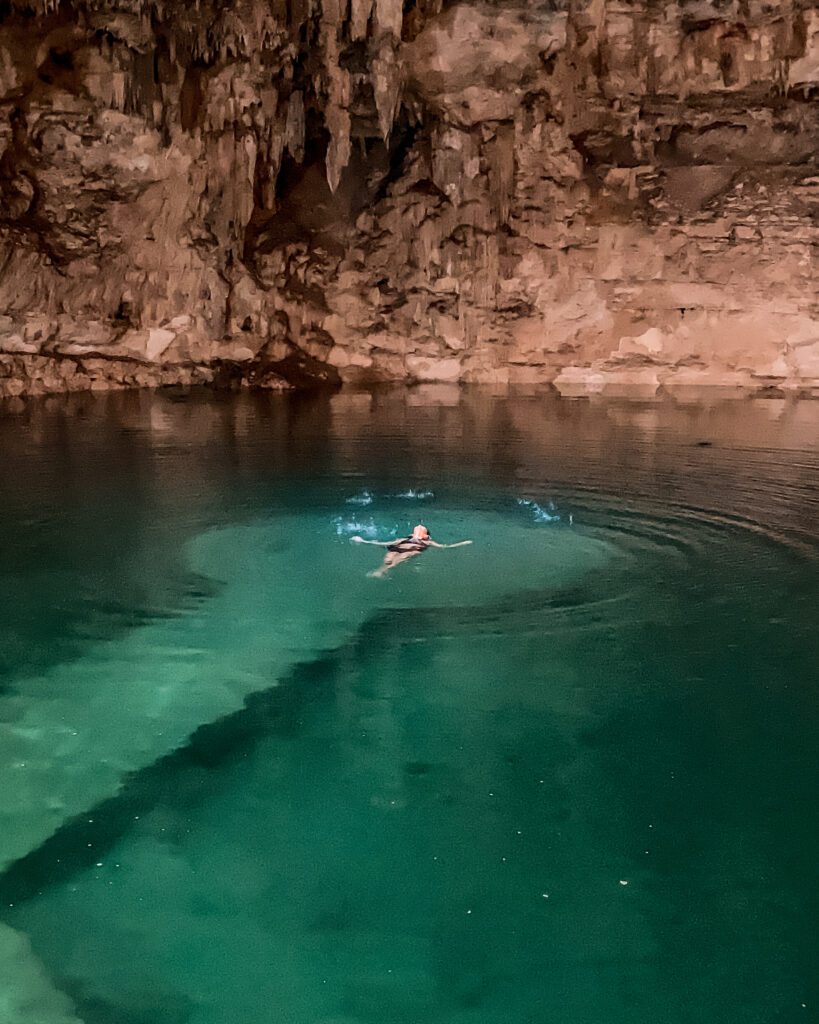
[0,388,817,1024]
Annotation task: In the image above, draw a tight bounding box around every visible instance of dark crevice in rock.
[260,345,342,389]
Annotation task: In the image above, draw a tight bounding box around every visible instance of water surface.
[1,388,817,1024]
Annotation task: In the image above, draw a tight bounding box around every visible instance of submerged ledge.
[2,353,818,403]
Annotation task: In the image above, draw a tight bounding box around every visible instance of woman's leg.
[368,549,421,578]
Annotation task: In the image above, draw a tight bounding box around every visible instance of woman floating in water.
[352,523,472,578]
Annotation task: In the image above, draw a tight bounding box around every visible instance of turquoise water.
[0,389,817,1024]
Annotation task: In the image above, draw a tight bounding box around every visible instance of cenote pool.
[0,388,817,1024]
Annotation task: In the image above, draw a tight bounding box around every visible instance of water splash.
[394,489,435,501]
[345,490,374,506]
[332,516,377,538]
[344,489,434,505]
[332,516,398,539]
[517,498,561,524]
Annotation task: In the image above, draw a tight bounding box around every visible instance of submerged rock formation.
[0,0,817,397]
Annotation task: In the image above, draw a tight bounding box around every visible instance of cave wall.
[1,0,818,398]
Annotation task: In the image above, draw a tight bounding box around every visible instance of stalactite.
[321,0,353,192]
[371,40,401,140]
[375,0,403,39]
[350,0,374,41]
[284,90,305,161]
[486,125,515,227]
[257,119,286,210]
[325,102,352,194]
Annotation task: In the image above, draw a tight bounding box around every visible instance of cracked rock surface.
[1,0,818,397]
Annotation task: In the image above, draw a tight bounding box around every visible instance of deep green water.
[0,388,817,1024]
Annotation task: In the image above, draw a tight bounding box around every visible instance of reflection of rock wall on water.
[1,0,818,398]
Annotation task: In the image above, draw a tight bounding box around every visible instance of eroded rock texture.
[1,0,818,397]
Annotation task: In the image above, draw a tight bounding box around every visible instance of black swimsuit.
[387,536,431,554]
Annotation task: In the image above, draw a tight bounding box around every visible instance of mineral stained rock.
[0,0,817,397]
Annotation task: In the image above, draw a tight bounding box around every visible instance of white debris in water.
[619,880,629,886]
[517,498,561,523]
[344,488,435,505]
[331,515,388,538]
[345,490,373,506]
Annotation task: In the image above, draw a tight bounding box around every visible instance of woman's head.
[412,524,430,540]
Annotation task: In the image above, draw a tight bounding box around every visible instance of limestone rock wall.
[1,0,818,398]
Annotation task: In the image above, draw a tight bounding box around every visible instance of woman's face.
[412,525,429,540]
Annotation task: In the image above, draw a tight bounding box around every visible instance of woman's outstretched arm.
[428,540,473,549]
[350,536,394,546]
